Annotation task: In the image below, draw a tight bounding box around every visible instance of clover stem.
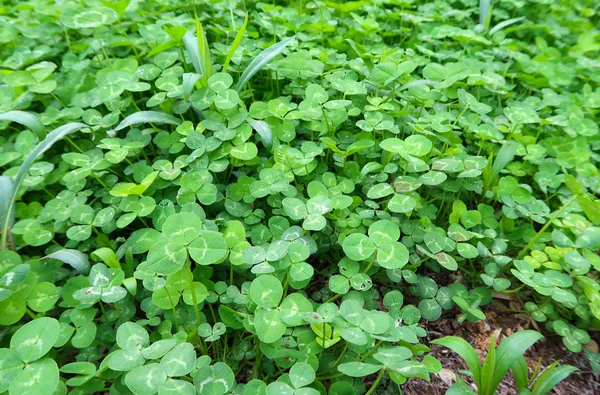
[253,339,262,379]
[229,264,234,286]
[318,372,345,381]
[188,267,203,326]
[363,255,376,274]
[112,302,124,324]
[318,322,326,359]
[163,286,181,329]
[324,293,342,304]
[507,122,520,141]
[453,105,469,126]
[503,284,526,294]
[208,303,217,323]
[99,301,109,324]
[138,216,150,228]
[360,340,382,362]
[92,174,110,191]
[64,136,84,153]
[365,368,386,395]
[282,271,290,299]
[514,195,576,261]
[321,342,348,375]
[25,307,36,319]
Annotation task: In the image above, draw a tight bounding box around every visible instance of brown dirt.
[401,303,600,395]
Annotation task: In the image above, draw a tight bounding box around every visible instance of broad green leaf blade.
[160,342,196,377]
[194,362,235,395]
[255,308,286,343]
[249,275,283,308]
[430,336,481,388]
[447,379,477,395]
[125,363,167,395]
[10,317,60,363]
[43,249,90,274]
[9,358,59,395]
[0,349,23,393]
[289,362,316,388]
[531,364,578,395]
[481,336,496,395]
[235,35,295,92]
[511,356,529,392]
[490,330,543,392]
[337,362,382,377]
[108,111,181,134]
[1,122,87,250]
[0,111,46,139]
[223,14,248,73]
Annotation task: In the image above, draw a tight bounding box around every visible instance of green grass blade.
[197,19,213,79]
[490,141,518,178]
[479,0,492,29]
[482,141,518,198]
[0,111,46,139]
[44,249,90,275]
[531,364,578,395]
[489,16,525,36]
[147,39,178,58]
[223,14,248,73]
[183,72,202,100]
[490,330,543,392]
[430,337,481,388]
[247,119,273,150]
[0,176,15,249]
[108,111,182,134]
[182,31,203,75]
[1,122,88,250]
[235,35,295,92]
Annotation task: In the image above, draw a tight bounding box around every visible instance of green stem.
[322,343,348,375]
[25,307,37,319]
[365,368,386,395]
[164,286,181,329]
[363,255,376,274]
[515,196,576,260]
[99,301,109,324]
[253,339,262,379]
[113,302,124,324]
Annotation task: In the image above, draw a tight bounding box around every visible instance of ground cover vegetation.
[0,0,599,393]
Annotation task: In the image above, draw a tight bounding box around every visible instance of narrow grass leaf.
[0,177,15,248]
[147,40,178,58]
[247,119,273,149]
[235,35,295,92]
[197,19,213,78]
[182,31,203,75]
[223,14,248,73]
[0,111,46,139]
[1,122,88,250]
[44,249,90,274]
[531,365,578,395]
[489,17,526,36]
[108,111,182,134]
